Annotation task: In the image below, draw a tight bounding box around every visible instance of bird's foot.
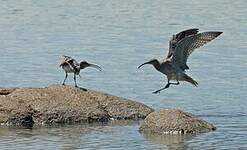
[62,83,65,86]
[74,85,87,91]
[152,90,161,94]
[79,87,87,91]
[152,84,170,94]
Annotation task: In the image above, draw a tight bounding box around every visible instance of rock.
[0,85,153,127]
[139,109,216,135]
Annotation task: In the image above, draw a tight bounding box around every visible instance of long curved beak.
[138,61,150,69]
[88,64,102,71]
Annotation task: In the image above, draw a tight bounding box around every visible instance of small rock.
[139,109,216,135]
[0,88,17,96]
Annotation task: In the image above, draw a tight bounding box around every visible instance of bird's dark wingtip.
[208,31,223,38]
[218,31,223,35]
[215,31,223,38]
[214,31,223,36]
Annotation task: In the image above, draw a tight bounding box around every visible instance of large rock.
[139,109,216,134]
[0,85,153,127]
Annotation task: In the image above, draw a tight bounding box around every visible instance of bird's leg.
[170,80,180,85]
[74,73,78,87]
[153,79,171,94]
[154,80,179,94]
[62,73,68,85]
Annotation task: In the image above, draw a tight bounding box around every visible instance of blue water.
[0,0,247,149]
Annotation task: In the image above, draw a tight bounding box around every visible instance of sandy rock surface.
[0,85,154,127]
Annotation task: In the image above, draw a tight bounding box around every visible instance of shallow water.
[0,0,247,149]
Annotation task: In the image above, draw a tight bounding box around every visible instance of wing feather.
[166,28,199,59]
[171,31,222,70]
[60,55,80,72]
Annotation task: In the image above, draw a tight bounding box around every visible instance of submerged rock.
[0,85,153,127]
[139,109,216,135]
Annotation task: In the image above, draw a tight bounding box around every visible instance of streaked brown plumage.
[138,29,222,93]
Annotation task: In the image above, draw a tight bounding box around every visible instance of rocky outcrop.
[139,109,216,134]
[0,85,154,127]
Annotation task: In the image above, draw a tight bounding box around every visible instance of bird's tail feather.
[184,75,198,87]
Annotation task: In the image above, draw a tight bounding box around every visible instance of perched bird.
[59,55,102,87]
[138,28,222,93]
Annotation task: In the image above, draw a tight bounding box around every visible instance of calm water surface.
[0,0,247,149]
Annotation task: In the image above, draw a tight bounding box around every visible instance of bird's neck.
[152,60,161,71]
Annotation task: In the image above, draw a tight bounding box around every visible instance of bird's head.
[138,59,160,69]
[80,61,102,71]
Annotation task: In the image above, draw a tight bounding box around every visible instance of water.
[0,0,247,149]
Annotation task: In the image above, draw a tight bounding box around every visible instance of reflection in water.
[142,132,194,150]
[0,127,88,149]
[0,120,141,150]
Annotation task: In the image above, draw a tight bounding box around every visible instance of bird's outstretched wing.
[166,28,199,59]
[171,31,222,70]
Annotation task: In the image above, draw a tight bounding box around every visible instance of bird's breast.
[159,63,175,75]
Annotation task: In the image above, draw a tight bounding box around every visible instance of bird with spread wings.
[138,28,222,93]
